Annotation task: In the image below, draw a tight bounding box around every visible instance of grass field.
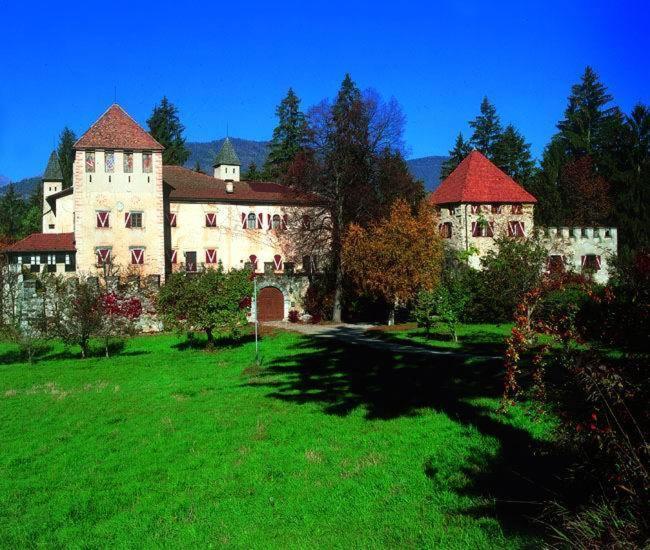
[0,327,559,548]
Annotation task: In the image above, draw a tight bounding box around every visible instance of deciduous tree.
[342,199,443,324]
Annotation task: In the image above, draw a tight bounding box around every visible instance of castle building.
[5,104,323,319]
[430,151,617,284]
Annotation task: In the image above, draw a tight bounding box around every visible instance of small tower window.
[124,151,133,173]
[142,152,152,173]
[85,151,95,173]
[105,151,115,172]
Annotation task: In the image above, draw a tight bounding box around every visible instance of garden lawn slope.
[0,330,554,548]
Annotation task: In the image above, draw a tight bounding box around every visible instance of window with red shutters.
[271,214,281,230]
[96,248,111,266]
[273,255,282,270]
[508,221,525,237]
[169,250,177,264]
[471,221,480,237]
[205,249,217,264]
[96,211,110,228]
[582,254,601,271]
[511,204,523,214]
[249,254,258,270]
[470,205,480,214]
[439,222,453,238]
[491,204,502,214]
[167,212,177,227]
[205,213,217,227]
[247,213,256,229]
[282,214,288,230]
[130,248,144,265]
[257,213,263,229]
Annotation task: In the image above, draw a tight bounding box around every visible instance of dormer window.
[105,151,115,172]
[124,151,133,173]
[85,151,95,173]
[142,152,152,173]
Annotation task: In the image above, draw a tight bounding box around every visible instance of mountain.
[0,176,41,198]
[0,175,9,187]
[186,139,447,191]
[2,142,446,199]
[406,156,448,191]
[185,138,270,175]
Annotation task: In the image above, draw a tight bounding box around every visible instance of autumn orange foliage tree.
[342,199,443,324]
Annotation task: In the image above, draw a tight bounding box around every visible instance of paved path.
[263,321,500,359]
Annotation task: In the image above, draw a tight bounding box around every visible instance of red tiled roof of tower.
[163,165,323,205]
[5,233,76,253]
[74,104,164,151]
[430,151,537,204]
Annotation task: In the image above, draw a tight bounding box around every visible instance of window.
[302,215,311,229]
[130,248,145,265]
[85,151,95,173]
[64,254,75,272]
[185,251,197,272]
[439,222,453,239]
[491,204,502,214]
[48,224,55,230]
[46,254,56,273]
[169,250,177,264]
[96,248,111,266]
[205,249,217,264]
[511,204,523,214]
[167,212,177,227]
[142,152,152,173]
[448,206,456,215]
[205,213,217,227]
[547,255,565,273]
[273,254,283,270]
[123,151,133,173]
[581,254,601,272]
[471,221,494,237]
[470,205,480,214]
[30,255,40,273]
[249,254,258,270]
[105,151,115,173]
[96,211,110,228]
[507,221,525,237]
[247,212,256,229]
[272,214,281,230]
[581,228,588,238]
[604,229,611,238]
[125,212,143,228]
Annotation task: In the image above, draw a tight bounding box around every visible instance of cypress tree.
[57,127,77,189]
[440,132,472,179]
[264,88,308,180]
[147,97,190,166]
[469,97,502,157]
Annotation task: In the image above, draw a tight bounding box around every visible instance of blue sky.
[1,0,648,181]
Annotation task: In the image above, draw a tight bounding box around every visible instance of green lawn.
[0,328,559,548]
[368,323,514,356]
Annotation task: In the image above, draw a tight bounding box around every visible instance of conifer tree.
[557,66,620,162]
[244,162,263,181]
[57,127,77,189]
[492,124,535,184]
[440,132,472,179]
[147,97,190,166]
[469,97,502,157]
[264,88,308,180]
[193,160,203,173]
[0,185,27,238]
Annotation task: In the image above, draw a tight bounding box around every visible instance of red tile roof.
[163,165,323,205]
[74,104,164,151]
[430,151,537,205]
[5,233,76,253]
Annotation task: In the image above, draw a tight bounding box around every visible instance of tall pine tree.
[147,97,190,166]
[492,124,535,184]
[469,97,502,156]
[440,132,471,179]
[57,127,77,189]
[264,88,308,180]
[0,185,27,238]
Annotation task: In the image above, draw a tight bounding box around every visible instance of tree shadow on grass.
[368,328,508,357]
[0,341,148,365]
[254,327,571,540]
[172,332,257,352]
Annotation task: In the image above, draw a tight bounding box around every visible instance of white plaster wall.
[213,165,240,181]
[73,149,165,278]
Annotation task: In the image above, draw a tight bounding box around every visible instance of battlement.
[541,226,617,243]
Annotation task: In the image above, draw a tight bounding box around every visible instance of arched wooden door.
[258,286,284,321]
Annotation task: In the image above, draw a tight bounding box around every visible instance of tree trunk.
[331,189,344,324]
[332,264,343,323]
[205,328,214,346]
[388,298,398,326]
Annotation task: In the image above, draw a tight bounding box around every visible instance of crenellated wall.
[540,226,617,284]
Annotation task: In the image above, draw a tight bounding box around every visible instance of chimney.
[225,179,234,193]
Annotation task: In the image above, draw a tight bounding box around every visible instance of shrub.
[288,310,300,323]
[157,266,253,346]
[414,290,437,336]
